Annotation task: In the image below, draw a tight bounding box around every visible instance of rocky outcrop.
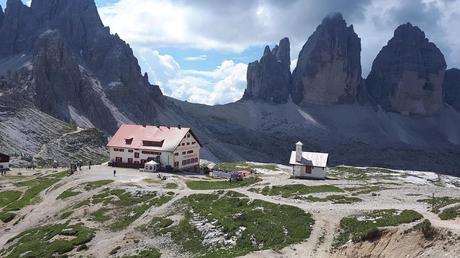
[0,0,163,133]
[443,68,460,111]
[292,13,362,105]
[0,0,34,55]
[32,30,120,132]
[366,23,446,115]
[242,38,291,104]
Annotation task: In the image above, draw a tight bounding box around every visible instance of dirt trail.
[35,127,84,158]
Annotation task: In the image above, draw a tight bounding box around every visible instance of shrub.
[351,226,380,242]
[0,212,16,223]
[414,219,435,240]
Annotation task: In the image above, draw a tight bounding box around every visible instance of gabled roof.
[289,151,329,168]
[107,124,202,152]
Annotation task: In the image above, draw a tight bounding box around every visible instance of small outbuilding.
[289,142,328,179]
[143,160,159,173]
[0,152,10,172]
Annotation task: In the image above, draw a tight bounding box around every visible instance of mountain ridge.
[0,1,459,174]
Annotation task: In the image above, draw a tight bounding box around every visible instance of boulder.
[366,23,446,115]
[292,13,362,105]
[242,38,291,104]
[443,68,460,111]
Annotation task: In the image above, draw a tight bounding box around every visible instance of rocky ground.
[1,162,460,257]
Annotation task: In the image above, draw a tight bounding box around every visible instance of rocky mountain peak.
[321,12,346,27]
[0,5,5,28]
[393,23,426,42]
[0,0,105,56]
[366,23,446,115]
[291,12,362,105]
[263,45,271,56]
[0,0,163,133]
[30,0,104,30]
[271,37,290,67]
[443,68,460,111]
[242,38,292,104]
[0,5,4,28]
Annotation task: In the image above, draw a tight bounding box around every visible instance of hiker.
[53,160,58,171]
[113,169,116,177]
[88,161,92,170]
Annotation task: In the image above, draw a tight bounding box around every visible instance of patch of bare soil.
[332,228,460,258]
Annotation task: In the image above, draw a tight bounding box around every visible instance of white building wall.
[108,131,201,171]
[109,147,168,166]
[173,132,200,170]
[292,165,327,179]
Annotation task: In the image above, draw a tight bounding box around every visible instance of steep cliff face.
[366,23,446,115]
[443,68,460,111]
[292,13,362,105]
[242,38,291,104]
[0,6,4,28]
[0,0,163,133]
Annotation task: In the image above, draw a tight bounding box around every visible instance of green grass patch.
[83,180,114,191]
[0,212,16,223]
[91,208,111,222]
[330,166,399,181]
[250,184,343,198]
[143,178,161,184]
[186,177,260,190]
[164,191,314,257]
[299,195,362,204]
[439,205,460,220]
[344,185,390,195]
[333,209,423,248]
[140,217,174,234]
[164,182,178,189]
[0,223,95,258]
[417,196,460,213]
[0,191,22,208]
[57,189,81,200]
[4,171,67,212]
[214,162,277,172]
[77,189,175,231]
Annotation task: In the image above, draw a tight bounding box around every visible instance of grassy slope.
[186,177,260,190]
[165,191,314,258]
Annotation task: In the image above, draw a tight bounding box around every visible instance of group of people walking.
[69,160,93,175]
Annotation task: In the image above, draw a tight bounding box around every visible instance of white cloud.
[134,48,180,94]
[135,50,247,105]
[184,55,208,61]
[98,0,460,104]
[100,0,460,75]
[171,60,247,105]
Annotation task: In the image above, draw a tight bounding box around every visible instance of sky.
[1,0,460,105]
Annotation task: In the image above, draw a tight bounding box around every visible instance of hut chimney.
[295,141,303,162]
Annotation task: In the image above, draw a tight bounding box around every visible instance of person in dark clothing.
[89,161,92,170]
[113,170,116,177]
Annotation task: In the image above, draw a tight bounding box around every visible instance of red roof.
[107,124,201,152]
